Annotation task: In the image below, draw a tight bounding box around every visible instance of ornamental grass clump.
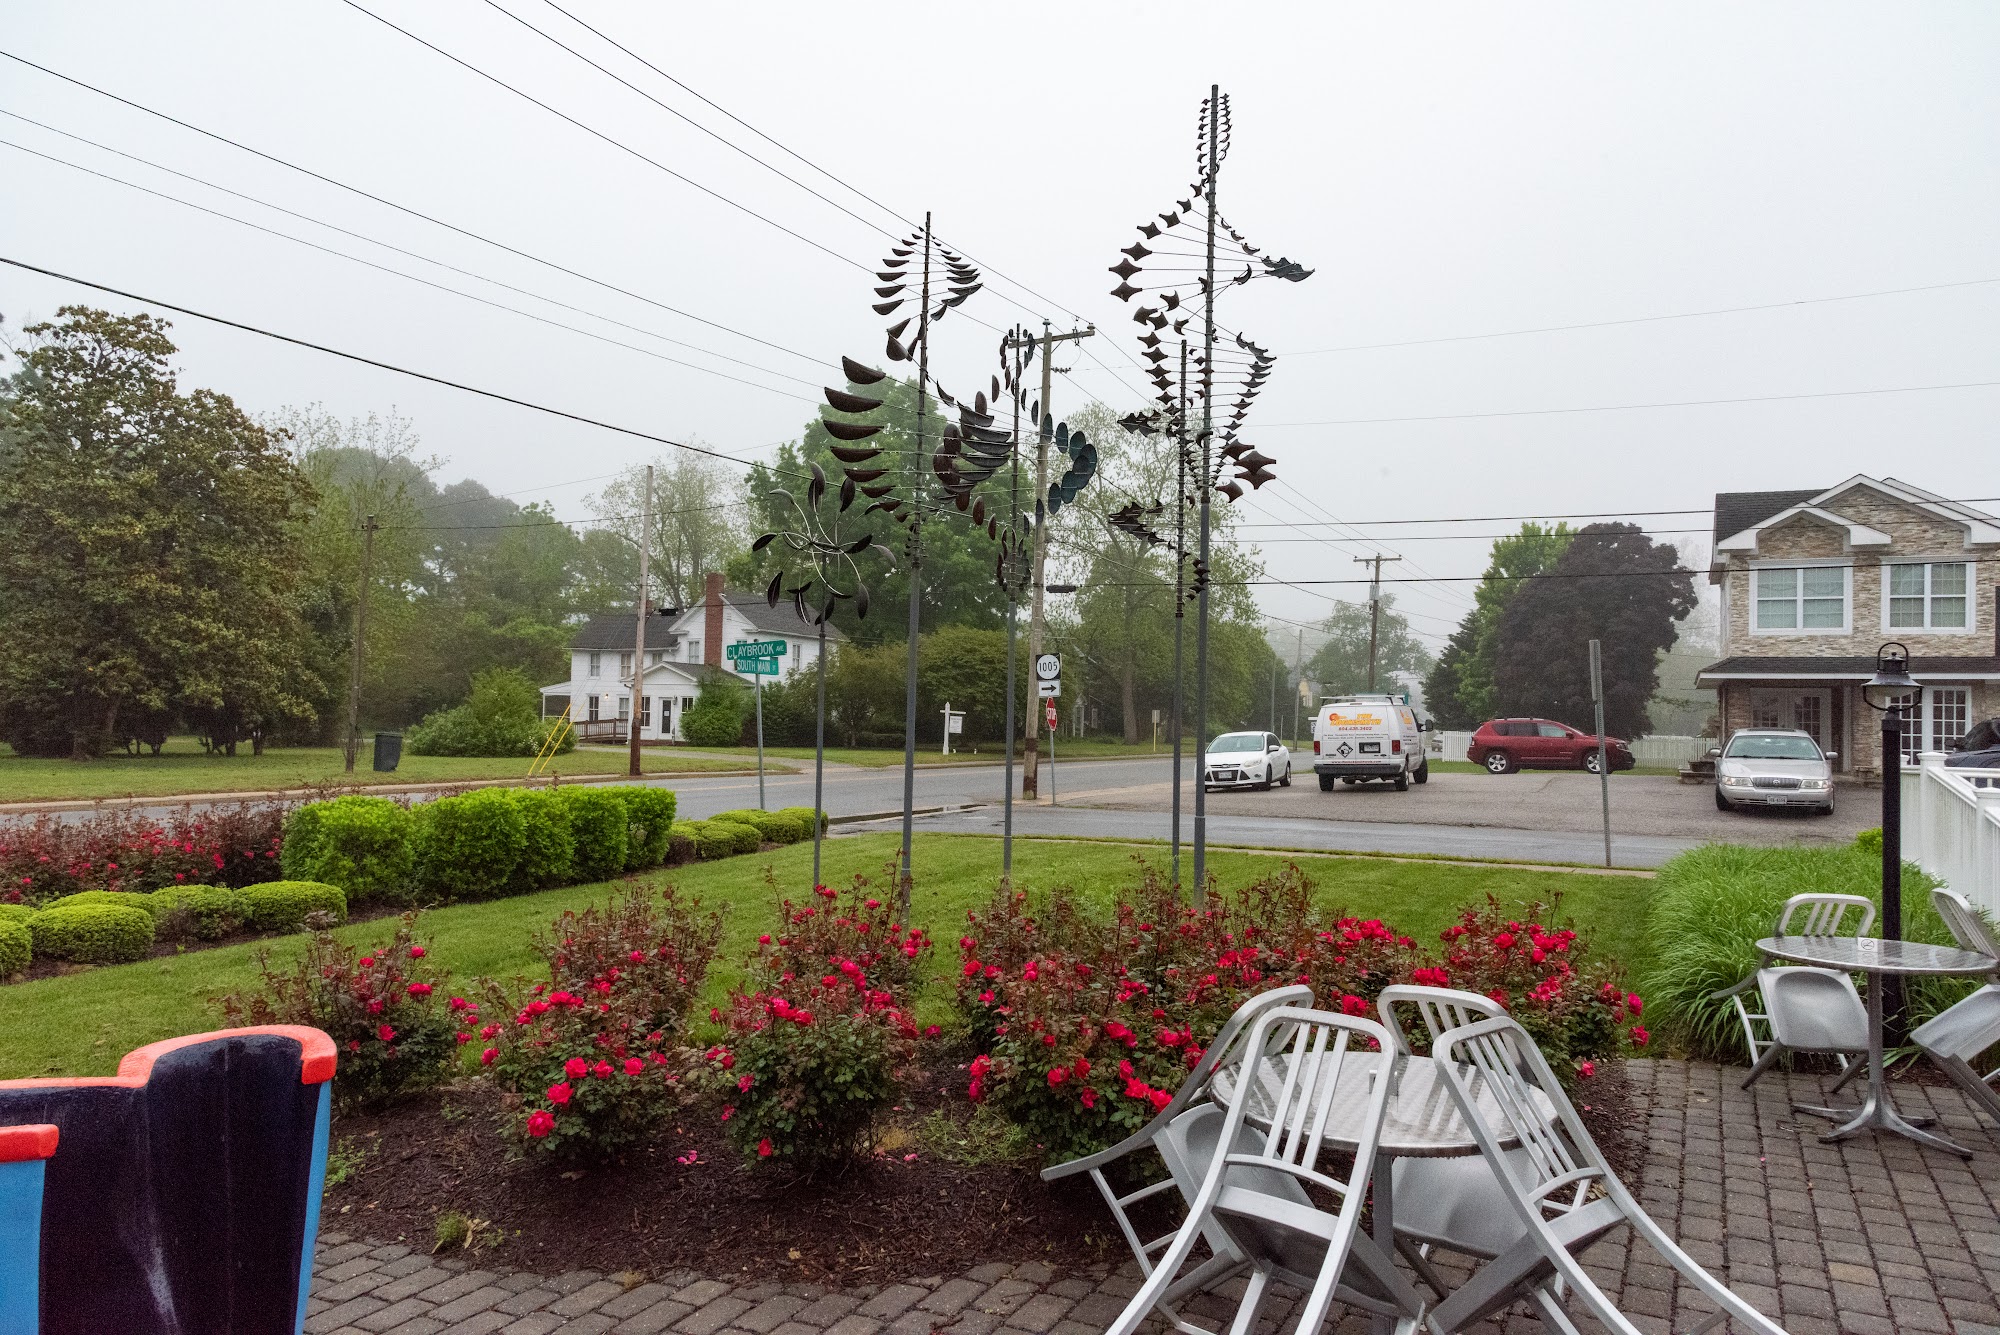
[708,872,933,1172]
[218,915,458,1108]
[481,887,722,1162]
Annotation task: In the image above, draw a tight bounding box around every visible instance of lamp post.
[1860,641,1919,1040]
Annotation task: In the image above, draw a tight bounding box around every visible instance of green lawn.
[0,832,1653,1080]
[0,737,775,803]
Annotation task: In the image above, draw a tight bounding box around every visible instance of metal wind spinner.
[1108,91,1308,502]
[750,462,896,625]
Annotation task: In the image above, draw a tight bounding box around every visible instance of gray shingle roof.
[722,594,849,642]
[1711,489,1824,550]
[570,612,684,651]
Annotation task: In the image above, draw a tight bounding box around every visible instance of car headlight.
[1800,778,1831,791]
[1720,774,1751,787]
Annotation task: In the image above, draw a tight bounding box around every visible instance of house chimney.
[704,572,725,668]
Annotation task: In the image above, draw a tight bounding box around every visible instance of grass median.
[0,737,773,804]
[0,832,1653,1080]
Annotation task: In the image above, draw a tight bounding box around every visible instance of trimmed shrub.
[0,918,29,976]
[37,890,146,912]
[412,788,527,902]
[281,796,414,905]
[706,820,762,856]
[30,903,155,964]
[406,667,576,758]
[143,886,250,942]
[560,787,629,882]
[713,809,805,844]
[506,788,575,892]
[665,822,697,866]
[777,806,829,837]
[0,903,36,926]
[621,788,678,872]
[676,820,737,861]
[219,915,459,1107]
[241,881,348,934]
[681,674,749,747]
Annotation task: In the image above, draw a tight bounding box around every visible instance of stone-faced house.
[541,573,845,741]
[1696,476,2000,777]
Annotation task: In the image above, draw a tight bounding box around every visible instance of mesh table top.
[1757,936,1996,977]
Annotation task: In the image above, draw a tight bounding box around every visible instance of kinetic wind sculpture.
[751,454,896,892]
[1107,86,1311,898]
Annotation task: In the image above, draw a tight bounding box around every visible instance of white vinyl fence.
[1430,732,1707,765]
[1905,753,2000,917]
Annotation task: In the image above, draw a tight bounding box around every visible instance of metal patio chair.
[1040,985,1312,1328]
[1910,888,2000,1131]
[1710,893,1874,1092]
[1103,1006,1424,1335]
[1431,1015,1790,1335]
[1371,985,1541,1299]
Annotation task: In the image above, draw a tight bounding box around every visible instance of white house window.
[1754,565,1846,631]
[588,651,602,677]
[648,650,664,667]
[619,650,634,676]
[638,696,652,729]
[618,694,630,721]
[1887,562,1969,630]
[587,694,601,722]
[1886,690,1923,765]
[686,640,701,662]
[1931,687,1970,752]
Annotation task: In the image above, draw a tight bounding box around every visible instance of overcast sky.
[5,2,1998,646]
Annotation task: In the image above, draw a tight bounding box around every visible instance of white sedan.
[1203,731,1293,792]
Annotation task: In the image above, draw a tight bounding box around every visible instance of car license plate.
[1768,795,1789,804]
[1359,742,1380,753]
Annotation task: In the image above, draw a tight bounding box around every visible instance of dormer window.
[588,651,602,677]
[1886,561,1969,630]
[1753,564,1848,632]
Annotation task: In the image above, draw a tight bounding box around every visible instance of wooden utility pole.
[629,464,653,777]
[344,514,378,773]
[1016,321,1094,799]
[1354,553,1403,691]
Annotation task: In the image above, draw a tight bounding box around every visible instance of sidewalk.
[304,1060,2000,1335]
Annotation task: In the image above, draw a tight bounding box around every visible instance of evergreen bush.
[560,787,630,882]
[280,796,414,905]
[412,788,527,902]
[620,787,678,871]
[241,881,348,933]
[505,788,575,892]
[0,917,29,976]
[30,902,155,964]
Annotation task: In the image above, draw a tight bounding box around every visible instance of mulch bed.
[325,1059,1648,1285]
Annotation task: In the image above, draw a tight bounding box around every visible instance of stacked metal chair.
[1910,888,2000,1131]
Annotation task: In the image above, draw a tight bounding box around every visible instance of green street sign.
[737,656,780,676]
[727,639,788,661]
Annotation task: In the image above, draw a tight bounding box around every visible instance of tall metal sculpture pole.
[812,614,828,886]
[1191,86,1220,904]
[897,213,934,915]
[1171,343,1188,888]
[1001,363,1023,880]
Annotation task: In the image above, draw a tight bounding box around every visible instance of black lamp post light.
[1860,640,1920,1036]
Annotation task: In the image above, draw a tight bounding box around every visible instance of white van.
[1312,694,1429,791]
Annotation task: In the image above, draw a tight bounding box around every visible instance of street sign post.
[728,640,787,809]
[1044,699,1058,806]
[940,702,966,756]
[1036,679,1060,698]
[1035,653,1061,681]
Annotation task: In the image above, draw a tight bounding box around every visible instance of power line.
[0,49,833,371]
[1251,379,2000,429]
[0,136,819,402]
[335,0,871,276]
[1232,497,2000,529]
[1275,276,2000,358]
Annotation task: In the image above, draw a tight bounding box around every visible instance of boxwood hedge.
[280,795,415,905]
[241,881,349,934]
[31,902,156,964]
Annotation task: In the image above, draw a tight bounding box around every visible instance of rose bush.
[480,887,721,1161]
[707,872,932,1171]
[2,801,288,905]
[218,915,458,1107]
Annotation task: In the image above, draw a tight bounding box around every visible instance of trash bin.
[373,732,402,772]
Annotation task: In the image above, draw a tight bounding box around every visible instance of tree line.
[0,307,1289,759]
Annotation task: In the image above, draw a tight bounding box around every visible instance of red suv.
[1468,718,1635,775]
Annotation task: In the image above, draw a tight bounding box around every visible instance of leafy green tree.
[1490,523,1696,738]
[1421,618,1483,730]
[0,308,319,758]
[1425,523,1574,726]
[591,452,746,609]
[1305,596,1433,698]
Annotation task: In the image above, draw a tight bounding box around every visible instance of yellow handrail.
[528,704,574,778]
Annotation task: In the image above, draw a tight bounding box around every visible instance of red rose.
[526,1110,555,1138]
[565,1057,588,1079]
[547,1081,573,1105]
[592,1061,613,1079]
[481,1047,498,1066]
[358,957,375,967]
[407,983,432,998]
[376,1024,396,1043]
[408,946,425,959]
[757,1138,774,1158]
[624,1058,644,1076]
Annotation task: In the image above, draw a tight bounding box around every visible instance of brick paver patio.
[305,1061,2000,1335]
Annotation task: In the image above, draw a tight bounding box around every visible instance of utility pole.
[343,513,378,773]
[1354,554,1403,691]
[629,464,653,778]
[1291,627,1304,748]
[1019,320,1094,800]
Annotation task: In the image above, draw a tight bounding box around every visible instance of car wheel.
[1260,765,1274,791]
[1817,800,1836,816]
[1279,764,1292,788]
[1714,787,1732,811]
[1413,758,1429,785]
[1318,773,1335,791]
[1583,750,1602,775]
[1394,772,1410,791]
[1485,750,1517,775]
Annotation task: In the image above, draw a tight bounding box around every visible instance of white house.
[541,572,847,742]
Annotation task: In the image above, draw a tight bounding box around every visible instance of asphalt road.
[34,753,1874,870]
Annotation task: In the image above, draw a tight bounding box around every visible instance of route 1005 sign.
[1035,653,1061,681]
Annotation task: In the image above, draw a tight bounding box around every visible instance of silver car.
[1714,728,1837,815]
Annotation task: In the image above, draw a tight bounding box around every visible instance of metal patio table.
[1759,934,1996,1156]
[1211,1051,1551,1334]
